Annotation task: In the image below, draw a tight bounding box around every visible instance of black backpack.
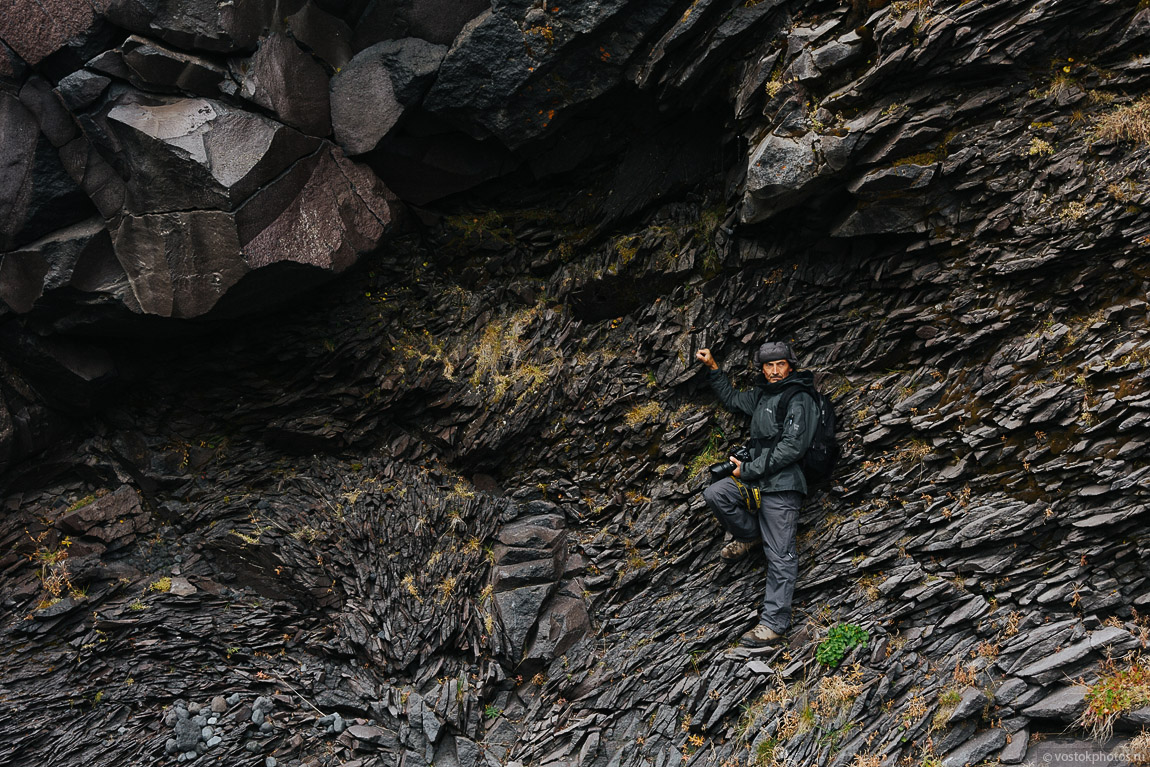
[774,386,840,487]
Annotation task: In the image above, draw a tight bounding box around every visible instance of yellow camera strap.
[733,479,761,513]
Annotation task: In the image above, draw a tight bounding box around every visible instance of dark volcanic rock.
[354,0,490,48]
[101,94,320,214]
[284,2,353,71]
[3,3,1150,767]
[118,35,228,95]
[237,146,401,272]
[1,92,91,250]
[111,209,247,318]
[330,37,446,155]
[103,0,275,54]
[0,0,99,67]
[230,33,332,137]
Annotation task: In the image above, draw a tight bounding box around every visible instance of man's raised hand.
[695,348,718,370]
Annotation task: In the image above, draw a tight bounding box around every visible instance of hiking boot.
[740,623,783,648]
[720,539,756,561]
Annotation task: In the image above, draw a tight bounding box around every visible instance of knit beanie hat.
[753,341,799,368]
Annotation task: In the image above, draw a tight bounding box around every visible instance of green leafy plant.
[483,704,502,719]
[816,623,870,668]
[1080,657,1150,740]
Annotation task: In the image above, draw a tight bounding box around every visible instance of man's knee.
[702,477,735,510]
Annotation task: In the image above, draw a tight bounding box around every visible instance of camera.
[707,445,753,482]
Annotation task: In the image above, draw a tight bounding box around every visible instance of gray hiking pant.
[702,478,801,634]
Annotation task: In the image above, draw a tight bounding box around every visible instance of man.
[695,341,818,648]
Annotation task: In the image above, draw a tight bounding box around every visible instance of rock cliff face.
[2,1,1150,766]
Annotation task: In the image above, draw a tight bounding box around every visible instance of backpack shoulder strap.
[774,385,818,430]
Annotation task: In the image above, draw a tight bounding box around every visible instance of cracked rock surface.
[2,1,1150,766]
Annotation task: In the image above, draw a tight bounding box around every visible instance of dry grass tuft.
[1093,97,1150,145]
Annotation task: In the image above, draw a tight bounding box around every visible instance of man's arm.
[696,348,758,416]
[738,393,817,482]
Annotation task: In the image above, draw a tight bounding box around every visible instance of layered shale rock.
[2,1,1150,767]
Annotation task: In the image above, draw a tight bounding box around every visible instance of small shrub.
[148,577,172,593]
[435,576,457,604]
[754,738,780,766]
[1080,657,1150,741]
[1028,138,1054,156]
[816,623,870,668]
[932,686,963,730]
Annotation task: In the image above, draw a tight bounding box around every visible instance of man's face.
[762,359,792,383]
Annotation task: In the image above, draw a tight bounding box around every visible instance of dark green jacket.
[707,368,818,495]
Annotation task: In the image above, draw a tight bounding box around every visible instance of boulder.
[0,93,92,251]
[102,94,320,214]
[523,594,591,665]
[103,0,276,54]
[742,131,824,223]
[0,250,49,313]
[118,35,228,95]
[0,0,99,67]
[57,136,126,218]
[421,12,541,143]
[55,70,113,111]
[111,209,246,318]
[354,0,490,48]
[20,76,79,145]
[0,217,123,313]
[330,38,447,155]
[0,94,43,247]
[237,146,401,273]
[230,33,332,137]
[284,2,352,70]
[493,583,554,660]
